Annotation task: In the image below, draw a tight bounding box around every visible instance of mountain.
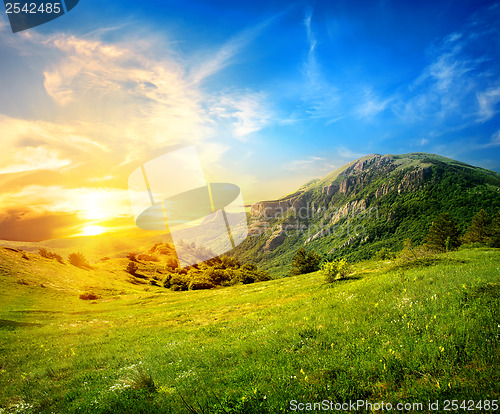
[231,153,500,277]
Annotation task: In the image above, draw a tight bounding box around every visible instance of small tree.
[489,210,500,247]
[322,259,351,282]
[424,213,461,252]
[68,252,90,268]
[463,209,491,245]
[126,261,139,275]
[290,248,322,276]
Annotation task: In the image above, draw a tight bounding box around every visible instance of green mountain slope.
[232,153,500,277]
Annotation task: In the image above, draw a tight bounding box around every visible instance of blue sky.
[0,0,499,239]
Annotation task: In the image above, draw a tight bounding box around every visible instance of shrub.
[397,239,432,263]
[374,247,395,260]
[188,273,215,290]
[68,252,90,268]
[165,257,179,270]
[128,366,157,393]
[126,261,138,275]
[322,259,352,283]
[290,248,322,276]
[39,248,64,264]
[79,292,100,300]
[39,248,50,258]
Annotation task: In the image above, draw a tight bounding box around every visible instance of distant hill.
[0,233,173,262]
[231,152,500,277]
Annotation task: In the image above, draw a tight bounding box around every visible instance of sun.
[84,192,107,220]
[81,225,106,236]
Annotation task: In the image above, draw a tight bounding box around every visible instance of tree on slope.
[424,213,461,252]
[489,210,500,247]
[463,209,491,245]
[290,248,322,276]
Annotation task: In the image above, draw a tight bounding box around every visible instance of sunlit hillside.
[1,245,498,413]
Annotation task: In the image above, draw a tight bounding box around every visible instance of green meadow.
[0,247,499,413]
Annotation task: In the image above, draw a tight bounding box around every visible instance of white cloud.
[356,89,392,118]
[210,92,272,139]
[483,129,500,147]
[477,86,500,121]
[418,138,430,146]
[189,15,276,84]
[0,146,70,174]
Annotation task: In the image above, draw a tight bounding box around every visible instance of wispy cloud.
[189,14,278,84]
[477,86,500,122]
[392,4,500,130]
[209,91,273,139]
[482,129,500,148]
[0,146,71,174]
[356,89,392,118]
[299,9,341,124]
[285,155,336,174]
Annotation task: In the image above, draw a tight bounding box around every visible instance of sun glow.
[84,192,108,220]
[81,225,106,236]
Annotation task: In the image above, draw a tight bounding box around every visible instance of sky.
[0,0,499,241]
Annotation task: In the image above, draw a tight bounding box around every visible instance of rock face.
[322,184,339,196]
[397,167,431,194]
[249,153,435,251]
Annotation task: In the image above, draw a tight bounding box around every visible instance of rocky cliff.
[232,152,500,277]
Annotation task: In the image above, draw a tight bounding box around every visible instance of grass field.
[0,246,499,413]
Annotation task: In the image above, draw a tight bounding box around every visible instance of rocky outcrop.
[322,184,339,196]
[264,225,286,251]
[397,167,431,194]
[304,199,368,244]
[374,183,394,198]
[329,199,367,225]
[251,193,308,219]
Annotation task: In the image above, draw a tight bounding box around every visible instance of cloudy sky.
[1,0,499,241]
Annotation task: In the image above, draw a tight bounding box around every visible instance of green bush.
[374,247,395,260]
[290,248,322,276]
[322,259,352,282]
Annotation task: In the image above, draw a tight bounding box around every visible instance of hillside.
[232,153,500,277]
[0,245,498,412]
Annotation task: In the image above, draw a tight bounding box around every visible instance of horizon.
[1,0,500,242]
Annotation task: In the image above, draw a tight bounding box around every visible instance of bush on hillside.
[79,292,100,300]
[162,255,270,291]
[374,247,395,260]
[126,261,139,275]
[322,259,352,283]
[290,248,322,276]
[39,248,64,264]
[68,252,90,269]
[397,239,432,263]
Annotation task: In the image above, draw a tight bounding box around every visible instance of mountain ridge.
[232,152,500,277]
